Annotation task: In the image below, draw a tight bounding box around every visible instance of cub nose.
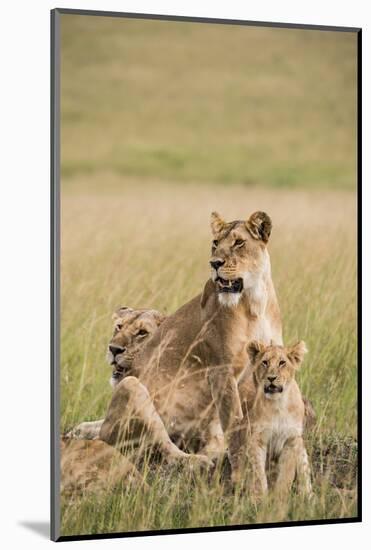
[109,344,125,357]
[210,259,225,271]
[267,375,277,382]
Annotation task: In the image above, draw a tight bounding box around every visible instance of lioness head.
[107,307,165,387]
[210,211,272,306]
[247,340,307,400]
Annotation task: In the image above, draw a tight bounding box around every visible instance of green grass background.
[59,14,358,536]
[61,15,357,188]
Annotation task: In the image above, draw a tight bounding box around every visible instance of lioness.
[244,340,312,498]
[100,211,283,475]
[66,307,165,440]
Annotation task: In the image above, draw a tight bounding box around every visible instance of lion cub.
[246,340,312,499]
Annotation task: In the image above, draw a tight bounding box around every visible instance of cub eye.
[212,240,218,248]
[116,324,123,331]
[279,360,286,367]
[137,329,148,337]
[262,360,269,368]
[234,239,245,247]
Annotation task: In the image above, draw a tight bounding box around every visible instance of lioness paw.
[64,422,99,441]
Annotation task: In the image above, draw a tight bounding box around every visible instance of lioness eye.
[234,239,245,247]
[116,324,123,330]
[212,240,218,247]
[279,360,286,367]
[262,360,268,367]
[137,329,148,336]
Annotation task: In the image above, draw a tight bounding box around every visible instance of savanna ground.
[59,14,358,536]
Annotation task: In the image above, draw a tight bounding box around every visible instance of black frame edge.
[56,517,361,543]
[51,7,61,543]
[356,28,362,523]
[53,7,360,33]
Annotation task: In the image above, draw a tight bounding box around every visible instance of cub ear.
[210,211,226,235]
[112,306,132,321]
[247,340,266,364]
[287,341,308,367]
[246,211,272,243]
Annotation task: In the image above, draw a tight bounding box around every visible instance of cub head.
[247,340,307,400]
[210,211,272,307]
[107,306,165,387]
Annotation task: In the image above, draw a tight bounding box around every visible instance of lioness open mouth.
[112,369,124,380]
[216,276,243,293]
[111,363,131,384]
[112,358,130,374]
[264,384,283,394]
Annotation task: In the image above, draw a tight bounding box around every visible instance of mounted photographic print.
[51,8,361,542]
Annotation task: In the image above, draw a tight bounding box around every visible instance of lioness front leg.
[100,376,211,467]
[228,418,248,484]
[200,413,226,460]
[207,365,244,477]
[65,419,104,440]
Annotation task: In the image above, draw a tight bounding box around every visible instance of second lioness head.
[210,211,272,307]
[107,307,165,387]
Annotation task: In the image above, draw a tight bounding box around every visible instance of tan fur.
[100,212,283,475]
[60,438,146,496]
[243,341,313,499]
[66,304,315,477]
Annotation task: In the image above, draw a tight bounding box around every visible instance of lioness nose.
[268,375,277,382]
[210,259,225,271]
[109,344,125,357]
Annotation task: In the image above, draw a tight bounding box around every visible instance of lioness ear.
[210,211,226,235]
[247,340,266,364]
[153,311,166,326]
[287,341,308,367]
[246,211,272,243]
[112,306,132,321]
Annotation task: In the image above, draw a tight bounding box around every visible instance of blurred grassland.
[59,14,358,535]
[61,15,357,188]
